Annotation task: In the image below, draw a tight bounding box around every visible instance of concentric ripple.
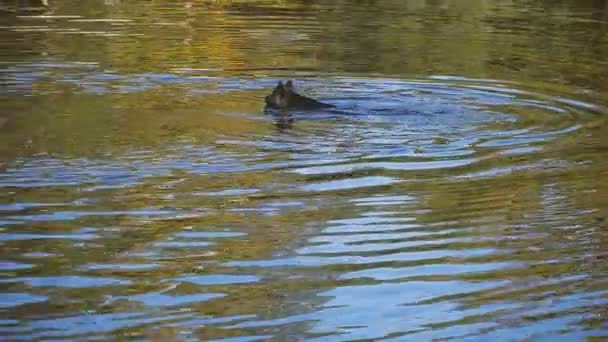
[2,72,607,341]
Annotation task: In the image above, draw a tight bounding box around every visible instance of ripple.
[224,248,497,268]
[0,261,34,271]
[340,262,522,280]
[172,275,260,286]
[207,336,273,342]
[16,15,82,19]
[174,231,247,239]
[24,312,193,338]
[0,293,47,308]
[6,210,176,222]
[351,195,415,206]
[292,159,476,175]
[0,233,99,241]
[153,241,215,248]
[82,263,160,272]
[68,18,133,23]
[299,176,401,192]
[114,292,225,308]
[1,276,130,288]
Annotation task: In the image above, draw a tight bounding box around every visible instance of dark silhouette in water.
[273,114,295,132]
[265,80,335,110]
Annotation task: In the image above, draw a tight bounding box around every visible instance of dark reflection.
[266,110,295,132]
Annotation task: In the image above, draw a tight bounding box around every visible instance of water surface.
[1,0,608,340]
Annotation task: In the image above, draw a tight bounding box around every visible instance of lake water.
[1,0,608,340]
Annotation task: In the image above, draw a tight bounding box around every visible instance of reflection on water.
[1,0,608,340]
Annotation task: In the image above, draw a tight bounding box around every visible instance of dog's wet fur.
[265,80,335,110]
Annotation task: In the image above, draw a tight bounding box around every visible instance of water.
[1,0,608,340]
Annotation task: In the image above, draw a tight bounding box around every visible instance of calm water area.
[1,0,608,340]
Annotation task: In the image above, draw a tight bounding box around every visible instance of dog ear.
[285,80,293,89]
[277,81,284,89]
